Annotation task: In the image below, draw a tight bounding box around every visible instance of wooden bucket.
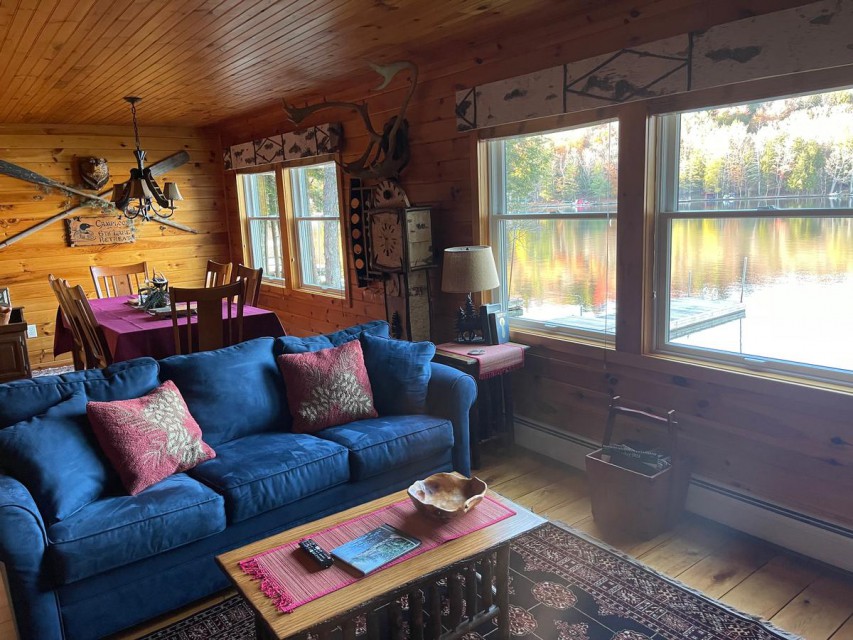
[585,397,689,539]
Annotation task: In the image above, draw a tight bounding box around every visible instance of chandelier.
[112,97,183,221]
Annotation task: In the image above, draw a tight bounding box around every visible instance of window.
[656,88,853,381]
[238,172,284,280]
[485,120,618,342]
[238,160,345,295]
[288,162,345,292]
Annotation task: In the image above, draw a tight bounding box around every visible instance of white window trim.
[237,171,285,284]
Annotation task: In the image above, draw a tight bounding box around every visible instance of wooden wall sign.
[66,216,135,247]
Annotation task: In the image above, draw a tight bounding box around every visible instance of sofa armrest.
[0,474,62,640]
[426,362,477,476]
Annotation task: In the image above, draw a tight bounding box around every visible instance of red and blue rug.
[140,522,799,640]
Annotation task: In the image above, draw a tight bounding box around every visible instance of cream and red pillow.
[276,339,377,433]
[87,380,215,495]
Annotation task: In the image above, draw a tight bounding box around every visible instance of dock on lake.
[550,298,746,338]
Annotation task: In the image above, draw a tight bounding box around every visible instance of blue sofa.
[0,322,477,640]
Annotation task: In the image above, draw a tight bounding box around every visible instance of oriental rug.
[140,523,799,640]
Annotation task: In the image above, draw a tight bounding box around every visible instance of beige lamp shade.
[111,182,127,203]
[441,245,500,293]
[163,182,183,201]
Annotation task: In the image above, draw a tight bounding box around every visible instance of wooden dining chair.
[48,274,87,370]
[204,260,232,288]
[232,264,263,307]
[65,283,113,369]
[90,262,149,298]
[170,282,244,355]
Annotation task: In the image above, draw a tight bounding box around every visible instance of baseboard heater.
[514,415,853,574]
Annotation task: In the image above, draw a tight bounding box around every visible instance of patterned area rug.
[141,523,799,640]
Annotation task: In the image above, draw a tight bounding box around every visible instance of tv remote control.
[298,538,334,569]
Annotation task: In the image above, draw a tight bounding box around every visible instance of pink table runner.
[436,343,525,380]
[240,496,516,613]
[53,295,286,361]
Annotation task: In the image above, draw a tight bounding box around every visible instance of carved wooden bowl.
[407,473,488,521]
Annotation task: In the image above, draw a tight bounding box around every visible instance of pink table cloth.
[54,295,286,362]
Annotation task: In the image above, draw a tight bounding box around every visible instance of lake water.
[505,215,853,373]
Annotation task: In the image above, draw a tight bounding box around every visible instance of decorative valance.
[223,122,343,170]
[455,0,853,131]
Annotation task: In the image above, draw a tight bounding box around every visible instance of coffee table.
[217,490,545,640]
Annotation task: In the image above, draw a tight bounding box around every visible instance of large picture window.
[485,120,618,342]
[656,88,853,381]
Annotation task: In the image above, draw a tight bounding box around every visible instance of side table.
[433,342,529,469]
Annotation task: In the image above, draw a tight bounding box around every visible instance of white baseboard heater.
[514,415,853,574]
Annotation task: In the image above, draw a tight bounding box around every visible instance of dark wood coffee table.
[217,489,545,640]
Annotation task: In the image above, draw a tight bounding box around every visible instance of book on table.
[330,524,421,575]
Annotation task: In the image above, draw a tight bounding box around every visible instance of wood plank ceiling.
[0,0,600,127]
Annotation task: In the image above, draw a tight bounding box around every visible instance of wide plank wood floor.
[1,446,851,639]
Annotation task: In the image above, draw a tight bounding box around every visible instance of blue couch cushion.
[317,415,454,481]
[159,337,289,445]
[360,333,435,415]
[0,391,115,524]
[48,474,225,584]
[0,358,160,428]
[188,432,350,522]
[274,320,389,355]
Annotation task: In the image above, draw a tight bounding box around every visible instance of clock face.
[369,210,403,271]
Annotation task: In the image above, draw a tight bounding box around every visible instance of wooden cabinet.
[0,307,32,382]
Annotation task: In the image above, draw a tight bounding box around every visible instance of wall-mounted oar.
[0,151,196,249]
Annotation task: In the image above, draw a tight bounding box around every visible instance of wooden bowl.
[407,473,487,521]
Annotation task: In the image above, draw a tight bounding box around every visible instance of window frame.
[236,155,347,300]
[482,118,620,347]
[652,89,853,386]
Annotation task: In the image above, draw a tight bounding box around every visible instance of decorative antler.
[282,61,418,180]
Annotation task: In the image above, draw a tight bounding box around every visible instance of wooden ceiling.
[0,0,811,127]
[0,0,578,127]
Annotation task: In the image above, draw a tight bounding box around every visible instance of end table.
[433,342,529,469]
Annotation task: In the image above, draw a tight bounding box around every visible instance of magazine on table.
[331,524,421,575]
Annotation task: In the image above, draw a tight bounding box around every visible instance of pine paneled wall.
[214,0,851,529]
[0,124,229,369]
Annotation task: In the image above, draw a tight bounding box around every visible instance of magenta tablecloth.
[54,295,286,362]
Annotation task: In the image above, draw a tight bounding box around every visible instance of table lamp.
[441,245,500,342]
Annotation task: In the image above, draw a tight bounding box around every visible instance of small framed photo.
[0,287,10,307]
[488,310,510,344]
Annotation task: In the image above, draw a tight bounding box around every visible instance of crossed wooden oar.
[0,151,198,250]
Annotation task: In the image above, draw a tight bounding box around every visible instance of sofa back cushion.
[0,391,115,523]
[274,320,389,355]
[159,337,289,445]
[0,358,161,428]
[360,333,435,415]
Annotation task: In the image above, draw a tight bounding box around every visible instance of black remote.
[298,538,334,569]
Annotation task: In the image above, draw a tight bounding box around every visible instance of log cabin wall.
[213,0,851,527]
[0,124,229,369]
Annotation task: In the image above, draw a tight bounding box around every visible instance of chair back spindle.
[170,282,244,354]
[204,260,232,288]
[90,262,149,298]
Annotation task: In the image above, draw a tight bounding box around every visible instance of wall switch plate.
[26,324,37,338]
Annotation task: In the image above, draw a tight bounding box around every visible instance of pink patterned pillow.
[277,339,378,433]
[86,380,216,495]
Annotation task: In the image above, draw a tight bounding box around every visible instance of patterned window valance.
[223,122,343,170]
[456,0,853,131]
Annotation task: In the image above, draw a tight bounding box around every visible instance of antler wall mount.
[283,61,418,180]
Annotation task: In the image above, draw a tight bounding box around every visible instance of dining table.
[53,295,286,363]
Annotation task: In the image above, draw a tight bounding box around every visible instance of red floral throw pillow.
[277,339,378,433]
[87,380,216,495]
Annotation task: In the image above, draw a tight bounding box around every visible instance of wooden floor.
[2,446,852,639]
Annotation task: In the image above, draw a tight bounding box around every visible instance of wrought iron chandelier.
[112,97,183,221]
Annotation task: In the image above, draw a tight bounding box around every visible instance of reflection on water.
[506,215,853,372]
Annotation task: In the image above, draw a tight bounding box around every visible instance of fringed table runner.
[436,343,525,380]
[239,496,515,613]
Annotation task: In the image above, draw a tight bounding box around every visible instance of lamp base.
[453,292,485,343]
